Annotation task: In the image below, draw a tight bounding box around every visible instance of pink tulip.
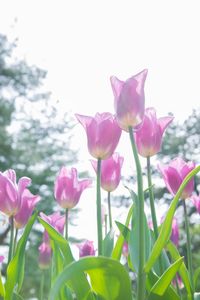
[75,112,122,159]
[0,169,32,216]
[40,212,65,243]
[110,69,148,131]
[14,189,40,229]
[134,108,174,157]
[158,158,195,199]
[91,153,124,192]
[38,242,52,269]
[122,241,129,257]
[170,218,179,247]
[78,240,95,258]
[191,194,200,214]
[54,167,91,209]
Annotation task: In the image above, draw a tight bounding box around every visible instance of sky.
[1,0,200,244]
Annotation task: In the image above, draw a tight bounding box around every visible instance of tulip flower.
[78,240,95,258]
[91,153,124,192]
[40,212,65,243]
[0,256,4,264]
[170,218,179,247]
[14,189,40,229]
[110,69,148,131]
[135,108,174,157]
[158,158,195,199]
[38,242,52,269]
[75,112,121,160]
[0,169,31,216]
[191,194,200,214]
[54,167,91,210]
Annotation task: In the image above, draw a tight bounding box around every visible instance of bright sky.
[1,0,200,244]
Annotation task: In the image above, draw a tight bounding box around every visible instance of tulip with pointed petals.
[110,69,148,131]
[191,194,200,214]
[135,107,174,157]
[14,189,40,229]
[54,167,91,209]
[38,242,52,269]
[75,112,122,160]
[0,169,32,216]
[158,158,195,199]
[91,153,124,192]
[78,240,95,258]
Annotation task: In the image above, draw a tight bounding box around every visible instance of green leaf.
[146,271,179,300]
[102,229,114,257]
[129,193,151,272]
[38,217,94,300]
[49,257,132,300]
[149,257,183,296]
[112,204,133,260]
[166,240,192,299]
[0,272,5,298]
[115,222,130,241]
[5,211,38,300]
[194,267,200,291]
[13,293,24,300]
[144,166,200,273]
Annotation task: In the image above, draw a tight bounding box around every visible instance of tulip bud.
[38,242,52,269]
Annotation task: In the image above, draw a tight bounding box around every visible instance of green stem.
[65,208,69,240]
[147,156,163,274]
[13,228,18,255]
[40,270,45,300]
[107,191,112,229]
[183,200,194,293]
[7,216,14,265]
[97,158,103,255]
[105,214,108,237]
[128,127,145,300]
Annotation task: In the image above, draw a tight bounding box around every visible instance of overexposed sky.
[1,0,200,243]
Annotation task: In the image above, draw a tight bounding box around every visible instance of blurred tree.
[0,33,78,299]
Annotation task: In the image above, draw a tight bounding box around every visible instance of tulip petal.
[158,116,174,135]
[75,113,92,129]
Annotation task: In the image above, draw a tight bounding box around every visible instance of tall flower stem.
[65,209,69,240]
[40,270,45,300]
[128,127,145,300]
[13,229,18,255]
[147,156,163,274]
[107,191,112,229]
[97,158,103,255]
[7,216,14,265]
[183,200,194,293]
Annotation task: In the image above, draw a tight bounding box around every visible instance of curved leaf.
[5,211,38,300]
[49,257,132,300]
[111,204,133,260]
[144,166,200,273]
[149,257,183,296]
[166,240,192,299]
[38,217,94,300]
